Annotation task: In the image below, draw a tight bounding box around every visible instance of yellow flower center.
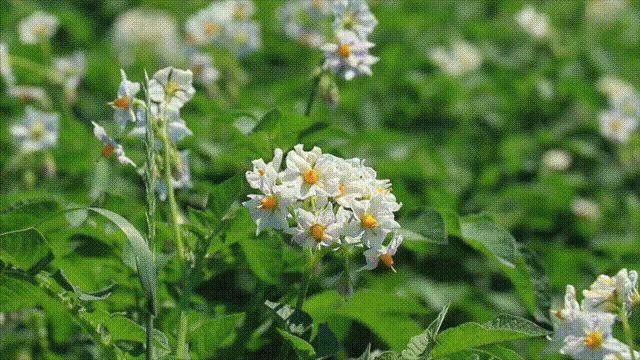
[113,96,130,109]
[311,224,324,242]
[361,214,377,228]
[584,332,602,347]
[337,184,346,197]
[379,253,394,268]
[303,169,318,184]
[101,144,115,157]
[30,123,45,139]
[338,44,351,58]
[204,22,218,35]
[259,196,277,210]
[166,81,179,95]
[258,169,266,176]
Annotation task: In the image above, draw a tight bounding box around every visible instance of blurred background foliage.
[1,0,640,359]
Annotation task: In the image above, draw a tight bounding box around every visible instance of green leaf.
[433,349,494,360]
[265,300,312,336]
[401,303,450,359]
[239,231,283,284]
[206,172,245,221]
[87,208,156,315]
[399,208,448,244]
[252,108,282,134]
[0,228,51,271]
[311,323,340,358]
[50,269,115,301]
[276,328,316,360]
[191,313,245,358]
[0,198,60,232]
[475,344,523,360]
[0,272,37,312]
[430,314,550,357]
[457,216,550,322]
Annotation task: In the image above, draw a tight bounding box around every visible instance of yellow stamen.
[379,253,396,272]
[338,44,351,58]
[361,214,377,228]
[204,22,218,34]
[303,169,318,184]
[311,224,324,242]
[337,184,346,197]
[101,145,115,157]
[259,196,277,210]
[258,169,266,176]
[112,97,130,109]
[584,332,602,347]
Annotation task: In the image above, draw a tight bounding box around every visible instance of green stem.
[620,307,636,360]
[8,54,56,81]
[176,311,189,358]
[304,73,321,117]
[145,312,155,360]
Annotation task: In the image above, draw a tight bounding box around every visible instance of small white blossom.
[185,2,231,45]
[0,42,15,87]
[10,106,59,153]
[17,11,59,44]
[243,185,294,235]
[321,29,378,80]
[585,0,627,25]
[332,0,378,40]
[349,194,401,248]
[108,69,141,130]
[112,9,183,66]
[189,52,220,86]
[91,121,136,167]
[598,109,637,143]
[549,285,583,343]
[542,149,572,171]
[7,86,51,108]
[559,311,628,359]
[582,268,639,313]
[276,0,331,48]
[282,144,338,199]
[429,41,482,77]
[148,67,196,112]
[359,233,402,272]
[246,148,283,194]
[53,51,86,103]
[571,197,601,220]
[223,20,262,56]
[515,5,551,38]
[287,204,345,249]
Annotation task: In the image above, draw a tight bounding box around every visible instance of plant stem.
[176,311,189,358]
[620,307,636,360]
[145,312,155,360]
[304,73,321,117]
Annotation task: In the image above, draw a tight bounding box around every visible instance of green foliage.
[191,313,245,358]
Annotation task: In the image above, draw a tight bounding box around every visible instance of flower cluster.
[243,145,403,272]
[550,269,639,359]
[276,0,332,48]
[596,76,639,143]
[185,0,261,55]
[91,67,195,200]
[429,40,483,77]
[320,0,379,80]
[515,5,552,39]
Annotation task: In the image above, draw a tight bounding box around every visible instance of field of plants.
[1,0,639,359]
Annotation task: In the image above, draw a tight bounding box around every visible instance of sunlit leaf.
[191,313,245,358]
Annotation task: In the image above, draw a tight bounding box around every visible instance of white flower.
[148,67,196,112]
[10,106,59,153]
[585,0,627,25]
[243,185,294,235]
[559,311,628,359]
[542,149,572,171]
[189,52,220,86]
[185,2,232,45]
[332,0,378,39]
[108,69,141,130]
[321,29,378,80]
[287,204,345,249]
[246,148,283,194]
[17,11,59,44]
[0,42,15,87]
[129,110,193,143]
[349,194,400,248]
[550,285,583,343]
[359,233,402,272]
[53,51,86,103]
[326,157,368,208]
[571,197,601,220]
[582,269,639,312]
[91,121,136,167]
[7,86,51,108]
[111,9,183,66]
[276,0,331,48]
[282,144,338,199]
[223,21,262,56]
[515,5,551,38]
[429,40,482,77]
[599,109,637,143]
